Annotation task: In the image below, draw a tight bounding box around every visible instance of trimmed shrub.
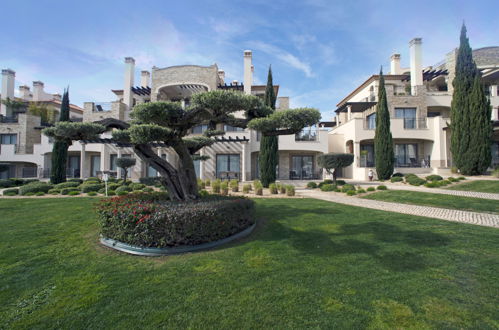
[87,191,98,196]
[336,180,346,186]
[269,183,278,194]
[68,191,80,195]
[390,176,403,183]
[81,183,103,193]
[48,188,61,195]
[406,176,426,186]
[55,181,80,189]
[424,182,439,188]
[320,184,337,192]
[318,180,333,188]
[116,185,133,194]
[0,179,15,188]
[108,190,116,196]
[242,184,251,193]
[97,195,255,248]
[278,183,285,194]
[3,188,19,195]
[220,182,229,195]
[212,180,221,194]
[67,178,83,184]
[367,187,376,192]
[61,187,80,195]
[229,179,239,192]
[255,183,263,196]
[130,183,146,191]
[199,189,209,197]
[346,190,356,196]
[204,179,211,187]
[307,182,318,189]
[377,185,388,190]
[442,180,451,185]
[285,185,295,196]
[357,188,366,194]
[341,184,355,193]
[197,179,205,190]
[139,177,161,186]
[392,172,404,177]
[85,177,101,182]
[116,190,128,196]
[132,190,143,194]
[34,191,45,196]
[447,177,459,182]
[457,176,466,180]
[425,175,443,182]
[19,182,52,195]
[143,187,154,193]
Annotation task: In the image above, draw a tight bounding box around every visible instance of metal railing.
[0,115,19,123]
[363,117,427,130]
[295,129,318,141]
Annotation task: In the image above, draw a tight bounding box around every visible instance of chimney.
[52,93,61,101]
[390,54,401,75]
[1,69,15,116]
[409,38,423,95]
[218,70,225,84]
[19,85,31,100]
[232,80,238,85]
[243,50,252,95]
[32,81,46,101]
[123,57,135,113]
[140,70,150,88]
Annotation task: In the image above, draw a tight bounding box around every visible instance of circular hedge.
[97,193,255,248]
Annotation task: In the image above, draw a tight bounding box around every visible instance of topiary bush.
[97,194,255,248]
[81,183,103,193]
[85,177,101,182]
[367,187,376,192]
[341,184,355,193]
[377,185,388,190]
[68,191,80,195]
[307,182,318,189]
[130,183,146,191]
[116,186,132,194]
[143,187,154,193]
[229,179,239,192]
[425,175,443,182]
[285,185,295,196]
[107,190,116,196]
[357,188,366,194]
[3,188,19,196]
[447,177,459,182]
[242,184,251,194]
[116,190,128,196]
[35,191,45,196]
[320,184,337,192]
[19,182,52,195]
[0,179,15,188]
[424,182,439,188]
[199,189,209,197]
[139,177,161,186]
[61,187,80,195]
[48,188,61,195]
[406,176,426,186]
[390,176,403,183]
[87,191,98,196]
[457,176,466,180]
[346,190,356,196]
[318,180,333,188]
[336,180,346,186]
[55,181,80,189]
[269,183,278,194]
[67,178,83,184]
[392,172,404,177]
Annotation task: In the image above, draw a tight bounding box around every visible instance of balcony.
[364,117,427,130]
[295,128,318,141]
[0,115,19,123]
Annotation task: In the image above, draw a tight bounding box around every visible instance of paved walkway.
[380,184,499,200]
[297,189,499,228]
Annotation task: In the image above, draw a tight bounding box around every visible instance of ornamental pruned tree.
[258,66,278,187]
[116,157,136,182]
[450,24,492,175]
[46,90,320,201]
[374,68,394,180]
[317,153,354,185]
[47,89,72,183]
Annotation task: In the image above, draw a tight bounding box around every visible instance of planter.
[100,222,257,256]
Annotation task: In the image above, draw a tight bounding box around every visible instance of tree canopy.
[317,153,354,184]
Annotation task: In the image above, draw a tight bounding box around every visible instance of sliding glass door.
[290,155,313,180]
[395,144,418,167]
[216,154,240,179]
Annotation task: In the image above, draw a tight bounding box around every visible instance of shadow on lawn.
[256,202,451,272]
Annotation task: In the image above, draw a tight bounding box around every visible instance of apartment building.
[0,51,329,181]
[328,39,499,180]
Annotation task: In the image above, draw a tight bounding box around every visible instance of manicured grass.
[1,198,498,328]
[362,190,499,214]
[448,180,499,193]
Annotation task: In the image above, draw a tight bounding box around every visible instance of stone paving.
[380,183,499,200]
[297,189,499,228]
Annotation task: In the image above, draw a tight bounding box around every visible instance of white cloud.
[248,41,313,77]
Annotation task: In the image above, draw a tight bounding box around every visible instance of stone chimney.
[19,85,31,100]
[409,38,423,95]
[243,50,252,95]
[1,69,15,116]
[32,81,46,101]
[123,57,135,113]
[232,80,239,85]
[390,54,401,75]
[140,70,150,88]
[218,70,225,84]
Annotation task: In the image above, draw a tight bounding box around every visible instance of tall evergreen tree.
[374,68,394,180]
[259,66,278,187]
[50,88,71,184]
[450,24,492,175]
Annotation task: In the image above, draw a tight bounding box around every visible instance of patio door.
[67,155,80,178]
[395,144,418,167]
[90,155,101,177]
[216,154,240,180]
[291,155,313,180]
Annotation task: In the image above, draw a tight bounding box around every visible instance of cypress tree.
[374,68,394,180]
[259,66,278,187]
[450,24,492,175]
[50,88,71,184]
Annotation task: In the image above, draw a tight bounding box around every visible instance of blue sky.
[1,0,498,121]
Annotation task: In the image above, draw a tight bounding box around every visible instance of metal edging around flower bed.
[100,222,257,256]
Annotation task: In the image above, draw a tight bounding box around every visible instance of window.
[216,154,240,179]
[146,164,157,177]
[366,113,376,129]
[360,144,375,167]
[224,125,244,132]
[67,155,80,178]
[90,155,101,177]
[193,157,200,178]
[295,127,317,141]
[192,125,208,134]
[256,131,261,142]
[395,144,418,167]
[0,134,17,144]
[110,154,118,171]
[291,155,314,180]
[395,108,417,129]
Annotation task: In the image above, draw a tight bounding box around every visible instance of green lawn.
[1,198,498,329]
[362,190,499,214]
[448,180,499,193]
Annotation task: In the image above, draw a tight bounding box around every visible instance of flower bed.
[97,193,255,248]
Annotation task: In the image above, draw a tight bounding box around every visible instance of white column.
[80,143,86,179]
[100,144,107,174]
[123,57,135,120]
[243,50,253,95]
[390,54,401,75]
[491,85,498,98]
[353,142,360,168]
[241,142,247,181]
[199,148,205,180]
[409,38,423,96]
[1,69,15,116]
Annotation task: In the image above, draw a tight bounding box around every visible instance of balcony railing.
[295,129,318,141]
[363,117,427,130]
[0,115,19,123]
